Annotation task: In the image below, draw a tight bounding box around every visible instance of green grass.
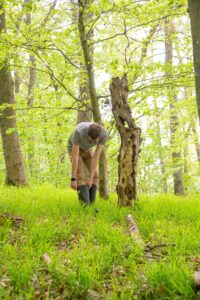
[0,186,200,299]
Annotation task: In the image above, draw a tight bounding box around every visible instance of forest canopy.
[0,0,199,195]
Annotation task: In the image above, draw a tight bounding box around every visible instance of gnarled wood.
[110,75,141,205]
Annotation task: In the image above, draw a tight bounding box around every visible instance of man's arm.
[88,144,104,185]
[71,144,79,189]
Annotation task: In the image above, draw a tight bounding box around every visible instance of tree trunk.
[110,75,141,206]
[156,121,168,193]
[24,1,36,104]
[188,0,200,123]
[0,6,28,186]
[70,0,92,123]
[14,70,21,94]
[27,54,36,176]
[153,98,168,193]
[25,0,36,176]
[77,94,92,123]
[78,0,108,198]
[191,121,200,168]
[165,20,184,195]
[27,55,36,107]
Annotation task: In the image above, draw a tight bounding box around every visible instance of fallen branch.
[145,242,176,251]
[126,214,144,246]
[0,213,24,229]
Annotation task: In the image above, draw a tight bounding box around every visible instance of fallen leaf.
[88,289,103,299]
[0,278,10,288]
[40,253,51,265]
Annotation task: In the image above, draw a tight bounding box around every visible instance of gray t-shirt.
[67,122,108,151]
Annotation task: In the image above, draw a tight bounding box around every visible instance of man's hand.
[87,177,93,188]
[71,180,77,190]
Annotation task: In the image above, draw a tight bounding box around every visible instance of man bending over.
[67,122,108,205]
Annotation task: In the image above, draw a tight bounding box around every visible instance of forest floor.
[0,185,200,299]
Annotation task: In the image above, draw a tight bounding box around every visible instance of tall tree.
[154,99,168,193]
[165,20,184,195]
[191,119,200,168]
[78,0,108,198]
[24,0,36,175]
[0,4,28,186]
[25,1,36,108]
[70,0,92,124]
[188,0,200,123]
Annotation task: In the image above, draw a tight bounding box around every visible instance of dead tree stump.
[110,74,141,206]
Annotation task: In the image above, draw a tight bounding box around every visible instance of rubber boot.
[77,185,90,205]
[89,185,97,204]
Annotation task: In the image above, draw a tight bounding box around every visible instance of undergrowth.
[0,185,199,299]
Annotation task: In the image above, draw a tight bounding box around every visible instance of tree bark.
[78,0,108,198]
[188,0,200,123]
[24,0,36,107]
[165,20,184,195]
[191,121,200,168]
[153,98,168,193]
[77,90,92,123]
[24,0,36,175]
[183,132,189,175]
[78,0,101,121]
[110,75,141,205]
[14,70,21,94]
[70,0,92,123]
[156,122,168,193]
[27,55,36,107]
[0,6,28,186]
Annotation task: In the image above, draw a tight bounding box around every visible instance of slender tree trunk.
[77,84,92,123]
[27,55,36,107]
[0,6,28,186]
[24,0,36,176]
[78,0,108,198]
[188,0,200,123]
[14,12,23,94]
[110,75,142,205]
[24,1,36,103]
[183,134,189,174]
[70,0,92,123]
[153,99,168,193]
[191,121,200,168]
[165,20,184,195]
[78,0,101,121]
[14,70,21,94]
[156,121,168,193]
[182,123,190,195]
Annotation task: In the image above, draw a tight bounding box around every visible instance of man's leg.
[83,150,99,204]
[77,185,90,205]
[89,185,97,203]
[75,151,90,205]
